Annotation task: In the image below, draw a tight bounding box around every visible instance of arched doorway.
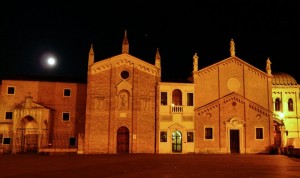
[117,127,129,154]
[16,116,39,153]
[172,130,182,152]
[273,120,283,147]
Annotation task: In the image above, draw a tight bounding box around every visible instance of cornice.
[194,57,268,80]
[195,92,272,117]
[90,54,160,77]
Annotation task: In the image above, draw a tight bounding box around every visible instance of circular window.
[121,70,130,79]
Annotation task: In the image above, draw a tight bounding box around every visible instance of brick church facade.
[0,31,299,154]
[83,31,160,154]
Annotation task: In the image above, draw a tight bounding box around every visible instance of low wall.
[282,147,300,158]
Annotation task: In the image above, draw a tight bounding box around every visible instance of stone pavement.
[0,154,300,178]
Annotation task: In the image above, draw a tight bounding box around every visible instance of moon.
[40,53,58,69]
[47,57,56,66]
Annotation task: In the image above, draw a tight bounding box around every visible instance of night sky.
[1,1,299,82]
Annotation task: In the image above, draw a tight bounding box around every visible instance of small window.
[5,112,13,120]
[160,131,167,142]
[0,134,3,144]
[7,86,15,95]
[187,93,194,106]
[62,112,70,121]
[161,92,167,105]
[121,70,130,79]
[187,132,194,142]
[64,89,71,97]
[69,137,76,146]
[275,98,281,111]
[256,128,263,139]
[3,138,11,144]
[205,128,213,139]
[288,98,294,111]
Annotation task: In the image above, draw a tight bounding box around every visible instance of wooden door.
[117,127,129,154]
[230,130,240,153]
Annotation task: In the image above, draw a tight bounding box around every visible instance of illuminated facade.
[272,73,300,147]
[0,79,86,154]
[193,49,274,154]
[158,82,195,154]
[82,32,160,154]
[0,32,299,154]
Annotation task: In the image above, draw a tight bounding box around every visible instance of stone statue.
[266,57,272,75]
[119,92,128,109]
[193,53,198,72]
[230,38,236,57]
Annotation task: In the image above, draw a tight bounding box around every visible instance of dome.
[272,72,298,85]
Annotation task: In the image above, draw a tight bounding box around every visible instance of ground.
[1,154,300,178]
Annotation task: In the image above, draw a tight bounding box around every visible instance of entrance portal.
[273,122,282,147]
[117,127,129,154]
[16,116,39,153]
[172,130,182,152]
[230,130,240,153]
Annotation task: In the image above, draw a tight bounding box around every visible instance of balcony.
[171,105,183,113]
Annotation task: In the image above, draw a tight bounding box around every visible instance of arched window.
[275,98,281,111]
[288,98,294,111]
[172,89,182,106]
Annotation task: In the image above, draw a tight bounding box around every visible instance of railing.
[171,105,183,113]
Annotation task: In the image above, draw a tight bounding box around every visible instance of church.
[0,31,299,154]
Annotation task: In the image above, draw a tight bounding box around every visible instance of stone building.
[272,72,300,147]
[82,31,160,154]
[158,82,195,154]
[193,41,274,154]
[0,78,86,154]
[0,32,299,154]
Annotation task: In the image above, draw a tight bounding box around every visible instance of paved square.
[1,154,300,178]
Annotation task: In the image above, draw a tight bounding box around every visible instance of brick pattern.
[0,80,86,152]
[84,57,159,154]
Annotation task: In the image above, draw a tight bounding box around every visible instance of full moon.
[47,57,56,66]
[40,53,58,69]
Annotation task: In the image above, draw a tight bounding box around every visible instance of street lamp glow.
[278,112,285,120]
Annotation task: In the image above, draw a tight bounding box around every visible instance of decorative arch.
[225,118,245,154]
[17,116,39,130]
[11,97,52,154]
[15,116,39,153]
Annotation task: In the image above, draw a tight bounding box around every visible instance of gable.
[90,53,159,77]
[168,123,185,129]
[195,92,271,117]
[194,56,268,79]
[193,56,272,107]
[14,97,50,110]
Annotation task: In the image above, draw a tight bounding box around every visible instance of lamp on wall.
[278,112,288,136]
[278,112,285,120]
